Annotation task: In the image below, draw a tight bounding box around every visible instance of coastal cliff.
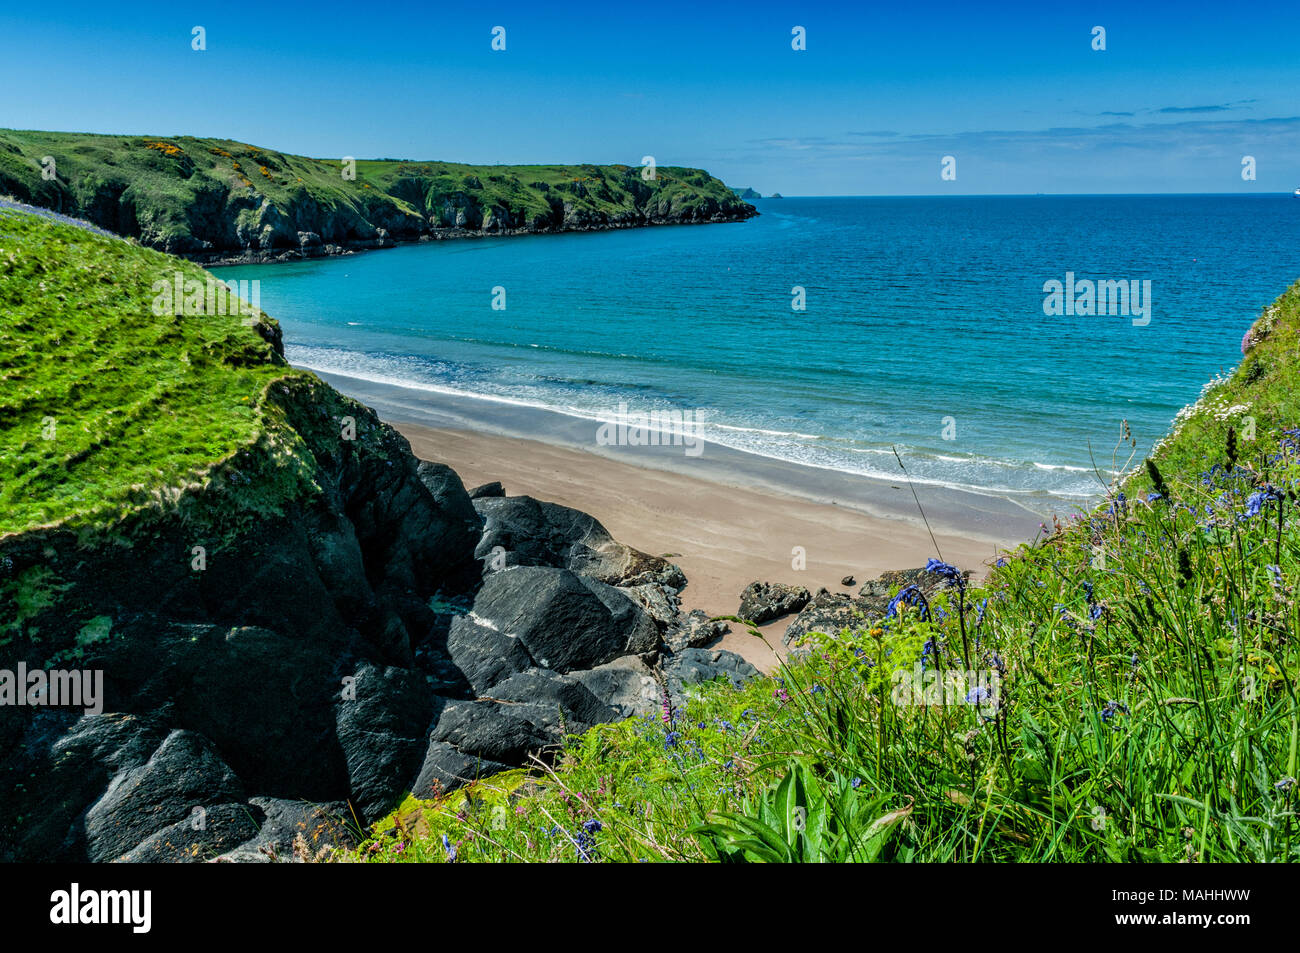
[0,129,757,264]
[0,208,757,861]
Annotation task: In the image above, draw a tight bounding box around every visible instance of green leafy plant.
[692,759,911,862]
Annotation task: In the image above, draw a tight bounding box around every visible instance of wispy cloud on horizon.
[1157,99,1258,114]
[720,115,1300,193]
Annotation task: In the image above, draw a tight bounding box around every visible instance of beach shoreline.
[326,367,1045,672]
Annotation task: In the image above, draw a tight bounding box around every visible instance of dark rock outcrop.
[738,581,811,624]
[85,729,246,863]
[783,567,969,646]
[431,669,616,765]
[0,380,760,862]
[664,649,760,699]
[463,566,659,673]
[473,494,685,588]
[665,609,731,653]
[468,481,505,499]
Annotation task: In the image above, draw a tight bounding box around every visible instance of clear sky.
[3,0,1297,195]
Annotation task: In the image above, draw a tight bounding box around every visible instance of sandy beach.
[395,421,1025,672]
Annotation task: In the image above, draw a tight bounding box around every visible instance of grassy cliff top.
[0,208,303,536]
[0,128,752,254]
[1128,280,1300,493]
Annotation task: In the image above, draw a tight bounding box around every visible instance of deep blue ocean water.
[223,194,1300,507]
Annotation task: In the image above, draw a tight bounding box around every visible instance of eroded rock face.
[664,649,760,699]
[664,609,731,653]
[464,566,659,673]
[473,494,686,588]
[738,581,811,624]
[0,385,760,862]
[85,729,246,863]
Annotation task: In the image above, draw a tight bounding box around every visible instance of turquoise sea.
[223,194,1300,513]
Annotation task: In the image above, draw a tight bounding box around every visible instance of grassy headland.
[0,209,315,537]
[0,129,756,261]
[345,284,1300,863]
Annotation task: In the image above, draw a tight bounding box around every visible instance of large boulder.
[410,742,513,799]
[0,712,170,862]
[782,589,869,646]
[121,802,263,863]
[738,581,811,624]
[473,495,685,588]
[572,654,661,718]
[430,669,617,764]
[335,662,432,822]
[442,615,535,695]
[84,729,246,863]
[464,566,658,673]
[663,648,760,702]
[665,609,731,653]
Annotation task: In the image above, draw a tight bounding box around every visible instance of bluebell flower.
[850,777,863,789]
[886,584,929,621]
[1242,485,1283,520]
[574,824,598,862]
[442,833,457,862]
[925,558,965,588]
[1100,700,1129,726]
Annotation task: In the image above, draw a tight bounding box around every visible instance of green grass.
[0,129,751,255]
[344,278,1300,863]
[0,209,309,536]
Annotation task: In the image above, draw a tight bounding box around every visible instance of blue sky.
[3,0,1298,194]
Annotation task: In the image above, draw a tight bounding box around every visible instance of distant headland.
[0,128,758,264]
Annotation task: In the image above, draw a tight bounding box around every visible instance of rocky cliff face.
[0,366,756,863]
